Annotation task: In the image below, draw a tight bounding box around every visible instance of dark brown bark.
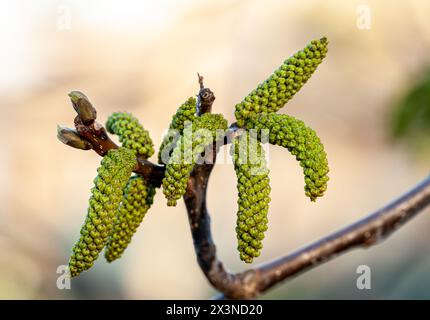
[197,73,215,114]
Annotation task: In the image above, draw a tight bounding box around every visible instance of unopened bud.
[57,125,92,150]
[68,91,97,125]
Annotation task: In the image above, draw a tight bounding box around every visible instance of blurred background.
[0,0,429,299]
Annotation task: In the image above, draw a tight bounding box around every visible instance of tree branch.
[256,175,430,291]
[197,73,215,114]
[184,77,430,299]
[58,86,430,300]
[211,174,430,299]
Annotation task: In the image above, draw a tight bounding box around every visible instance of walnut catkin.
[106,112,154,159]
[235,37,328,127]
[68,147,136,277]
[158,97,197,164]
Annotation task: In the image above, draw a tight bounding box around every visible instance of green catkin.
[235,37,328,127]
[106,112,154,159]
[68,147,136,277]
[162,113,228,206]
[104,175,156,262]
[158,97,197,164]
[232,132,271,264]
[246,113,329,201]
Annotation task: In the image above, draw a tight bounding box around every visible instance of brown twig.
[197,73,215,114]
[57,93,165,186]
[58,83,430,300]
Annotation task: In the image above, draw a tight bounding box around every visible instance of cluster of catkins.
[69,113,156,277]
[68,37,330,276]
[231,37,330,262]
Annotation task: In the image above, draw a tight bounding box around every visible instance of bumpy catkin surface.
[162,113,228,206]
[106,112,154,158]
[231,132,271,263]
[246,113,329,201]
[69,147,136,277]
[158,97,197,164]
[105,175,156,262]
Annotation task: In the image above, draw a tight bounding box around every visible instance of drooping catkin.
[246,113,329,201]
[158,97,197,164]
[235,37,328,127]
[231,132,271,263]
[68,147,136,277]
[162,113,228,206]
[106,112,154,158]
[104,175,156,262]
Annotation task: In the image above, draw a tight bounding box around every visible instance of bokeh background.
[0,0,429,299]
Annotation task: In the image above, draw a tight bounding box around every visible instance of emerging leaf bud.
[68,91,97,125]
[57,125,92,150]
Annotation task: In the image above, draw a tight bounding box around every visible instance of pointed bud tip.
[57,125,70,142]
[68,91,87,103]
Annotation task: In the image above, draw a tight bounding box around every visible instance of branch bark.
[58,86,430,300]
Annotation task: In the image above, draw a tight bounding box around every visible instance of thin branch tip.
[197,72,204,89]
[67,103,165,185]
[196,74,215,115]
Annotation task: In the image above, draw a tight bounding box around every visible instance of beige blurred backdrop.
[0,0,429,299]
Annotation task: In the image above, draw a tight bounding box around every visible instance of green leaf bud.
[68,147,136,277]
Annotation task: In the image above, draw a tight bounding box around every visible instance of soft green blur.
[0,0,429,299]
[391,68,430,152]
